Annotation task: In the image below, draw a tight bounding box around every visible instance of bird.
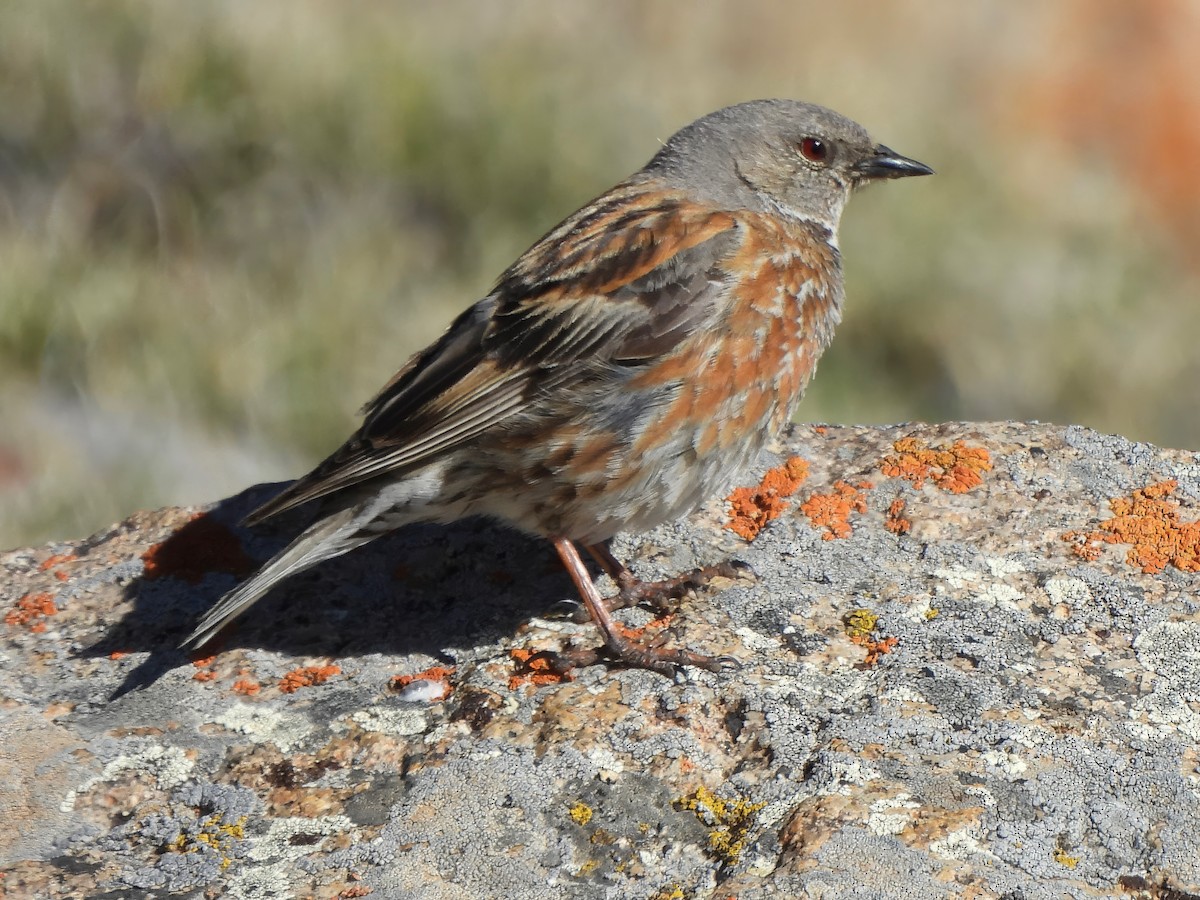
[182,99,933,675]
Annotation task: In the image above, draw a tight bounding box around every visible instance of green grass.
[2,2,1197,547]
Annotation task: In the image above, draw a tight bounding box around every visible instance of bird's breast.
[456,217,844,543]
[629,218,843,459]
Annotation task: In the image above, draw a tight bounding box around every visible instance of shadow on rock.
[86,482,589,697]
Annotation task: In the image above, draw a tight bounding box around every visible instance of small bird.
[183,99,932,674]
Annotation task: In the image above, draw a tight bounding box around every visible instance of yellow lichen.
[568,801,593,826]
[844,609,879,638]
[1053,846,1080,868]
[844,609,898,666]
[675,786,765,867]
[577,859,600,877]
[166,832,190,854]
[164,814,248,867]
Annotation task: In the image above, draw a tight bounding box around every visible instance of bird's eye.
[798,137,829,164]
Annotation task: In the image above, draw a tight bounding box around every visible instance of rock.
[2,422,1199,899]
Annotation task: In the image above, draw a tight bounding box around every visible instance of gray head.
[643,99,932,230]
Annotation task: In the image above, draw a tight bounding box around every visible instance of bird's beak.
[853,144,935,180]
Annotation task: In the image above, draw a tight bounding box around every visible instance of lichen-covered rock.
[2,422,1198,899]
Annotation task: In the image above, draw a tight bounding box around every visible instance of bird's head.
[646,99,933,232]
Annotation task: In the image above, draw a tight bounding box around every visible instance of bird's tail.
[181,505,368,650]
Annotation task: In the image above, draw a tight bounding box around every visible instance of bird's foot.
[604,559,755,614]
[547,634,738,678]
[546,539,747,678]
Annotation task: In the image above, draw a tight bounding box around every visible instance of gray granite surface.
[2,422,1199,899]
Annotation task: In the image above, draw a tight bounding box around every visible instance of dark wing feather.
[245,188,741,525]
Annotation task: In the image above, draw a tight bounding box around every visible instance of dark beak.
[853,144,934,180]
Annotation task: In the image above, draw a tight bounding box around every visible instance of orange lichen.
[844,609,898,666]
[508,648,572,690]
[5,593,57,631]
[725,457,811,540]
[851,634,899,666]
[279,664,341,693]
[879,438,993,493]
[337,887,373,899]
[191,654,218,682]
[799,480,870,540]
[232,679,261,696]
[1063,479,1200,574]
[142,513,256,583]
[109,650,128,660]
[614,613,673,642]
[884,498,911,535]
[39,552,76,571]
[391,665,457,697]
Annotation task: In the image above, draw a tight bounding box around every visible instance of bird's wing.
[244,189,740,525]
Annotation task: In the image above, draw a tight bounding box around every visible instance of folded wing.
[245,188,741,525]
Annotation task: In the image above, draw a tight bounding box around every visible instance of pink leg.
[585,541,751,613]
[551,538,725,675]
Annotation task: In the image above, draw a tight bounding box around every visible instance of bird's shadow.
[87,483,595,697]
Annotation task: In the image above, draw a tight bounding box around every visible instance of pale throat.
[758,194,848,250]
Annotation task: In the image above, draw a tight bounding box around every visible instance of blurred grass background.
[2,0,1198,548]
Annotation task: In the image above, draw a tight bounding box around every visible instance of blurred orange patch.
[38,553,76,571]
[191,654,218,682]
[1007,0,1200,262]
[142,513,256,583]
[4,592,57,631]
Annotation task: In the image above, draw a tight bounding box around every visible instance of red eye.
[798,137,828,163]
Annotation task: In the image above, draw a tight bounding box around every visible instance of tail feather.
[181,506,366,649]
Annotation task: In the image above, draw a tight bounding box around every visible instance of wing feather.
[246,187,741,525]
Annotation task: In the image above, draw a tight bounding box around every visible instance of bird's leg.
[548,538,724,675]
[585,540,752,614]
